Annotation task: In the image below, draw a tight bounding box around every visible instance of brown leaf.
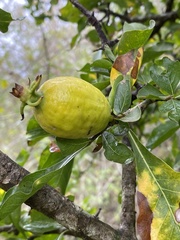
[112,51,134,75]
[136,191,153,240]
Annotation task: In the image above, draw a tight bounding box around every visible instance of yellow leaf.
[129,130,180,240]
[110,47,143,86]
[110,67,120,83]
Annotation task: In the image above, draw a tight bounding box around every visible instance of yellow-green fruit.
[33,77,112,139]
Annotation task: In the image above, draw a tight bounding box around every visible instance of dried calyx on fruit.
[10,75,43,120]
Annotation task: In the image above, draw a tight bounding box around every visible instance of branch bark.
[0,150,120,240]
[120,161,137,240]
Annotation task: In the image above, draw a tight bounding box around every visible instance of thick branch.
[0,150,120,240]
[119,135,137,240]
[120,161,137,240]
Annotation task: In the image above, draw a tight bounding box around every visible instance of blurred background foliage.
[1,0,180,239]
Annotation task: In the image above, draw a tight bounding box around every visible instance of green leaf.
[70,33,80,48]
[0,141,89,220]
[150,57,180,95]
[80,59,112,76]
[60,2,81,23]
[128,130,180,239]
[104,44,116,62]
[102,131,133,163]
[109,75,131,115]
[79,0,99,10]
[143,42,173,63]
[86,29,100,43]
[9,206,25,235]
[109,75,122,108]
[91,59,112,71]
[80,63,91,73]
[38,138,90,194]
[118,20,155,54]
[137,84,167,100]
[146,120,179,150]
[92,80,110,90]
[159,99,180,123]
[22,210,61,234]
[112,78,132,115]
[50,160,74,195]
[120,105,141,122]
[16,149,30,166]
[41,138,90,192]
[56,138,91,157]
[38,149,74,195]
[80,73,109,90]
[138,62,154,84]
[108,122,130,137]
[0,9,13,33]
[26,116,50,146]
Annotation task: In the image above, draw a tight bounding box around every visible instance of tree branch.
[120,161,137,240]
[119,136,137,240]
[69,0,118,47]
[0,224,17,234]
[0,150,120,240]
[100,6,179,37]
[101,8,178,24]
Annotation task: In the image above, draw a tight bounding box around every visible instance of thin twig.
[0,224,17,234]
[101,8,178,24]
[40,26,51,80]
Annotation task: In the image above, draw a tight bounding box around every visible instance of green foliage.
[0,8,13,33]
[117,20,155,54]
[26,116,50,146]
[102,131,133,164]
[1,0,180,239]
[22,210,61,235]
[146,120,179,150]
[110,77,132,115]
[150,58,180,96]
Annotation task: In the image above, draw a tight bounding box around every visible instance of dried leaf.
[137,191,153,240]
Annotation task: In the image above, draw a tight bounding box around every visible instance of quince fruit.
[11,75,112,139]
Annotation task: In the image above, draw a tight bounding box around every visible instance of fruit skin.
[33,77,112,139]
